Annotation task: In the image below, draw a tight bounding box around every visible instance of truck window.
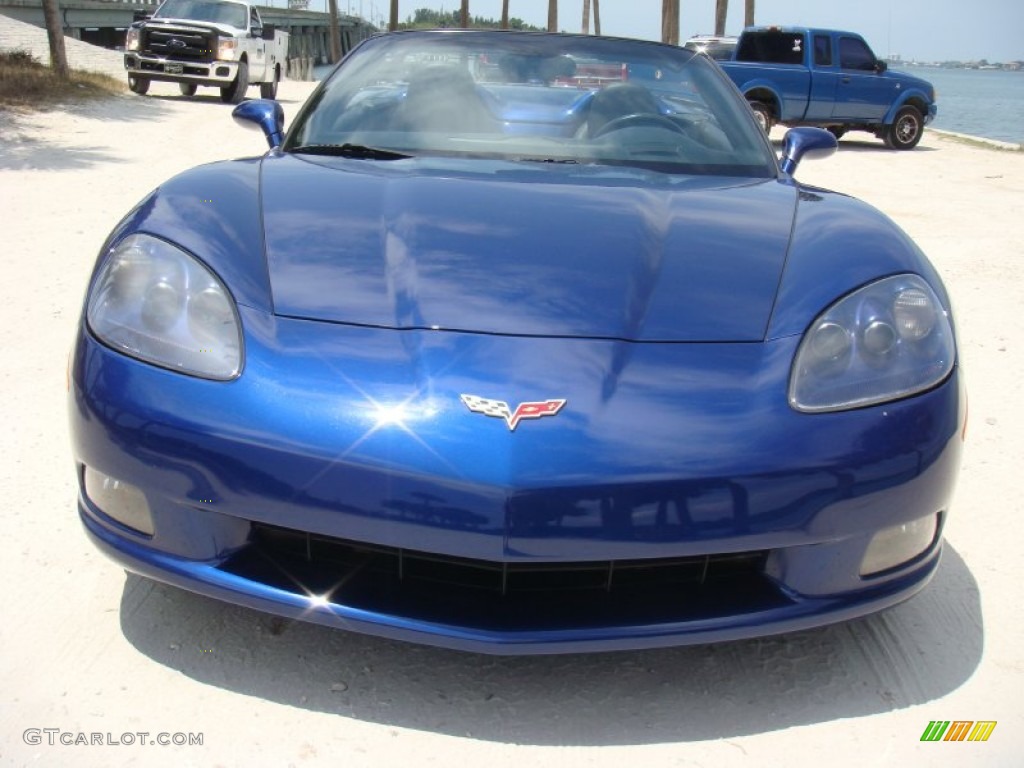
[839,37,877,71]
[813,35,832,66]
[736,32,804,65]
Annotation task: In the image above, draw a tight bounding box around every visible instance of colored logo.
[920,721,997,742]
[460,394,566,431]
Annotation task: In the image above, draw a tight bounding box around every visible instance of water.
[312,63,1024,145]
[895,66,1024,144]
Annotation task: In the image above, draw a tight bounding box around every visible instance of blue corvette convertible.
[70,30,963,654]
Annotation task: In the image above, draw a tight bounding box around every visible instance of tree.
[389,0,398,31]
[547,0,557,32]
[461,0,469,28]
[593,0,600,34]
[661,0,678,45]
[501,0,509,29]
[327,0,341,63]
[745,0,755,27]
[582,0,590,34]
[41,0,69,80]
[715,0,727,36]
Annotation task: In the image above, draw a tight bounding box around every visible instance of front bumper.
[70,312,963,654]
[80,509,943,654]
[124,53,238,85]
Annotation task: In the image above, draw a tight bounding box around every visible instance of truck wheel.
[827,127,847,141]
[179,82,197,97]
[884,106,924,150]
[220,61,249,104]
[260,66,279,100]
[128,76,150,95]
[749,101,774,134]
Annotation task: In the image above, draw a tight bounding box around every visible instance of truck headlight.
[87,234,243,380]
[789,274,955,412]
[126,27,140,52]
[217,38,237,61]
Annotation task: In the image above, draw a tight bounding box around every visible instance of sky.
[310,0,1023,63]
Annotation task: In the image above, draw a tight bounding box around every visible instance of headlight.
[789,274,954,412]
[87,234,243,380]
[217,38,237,61]
[126,28,140,52]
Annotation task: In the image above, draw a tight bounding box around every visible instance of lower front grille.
[221,523,789,632]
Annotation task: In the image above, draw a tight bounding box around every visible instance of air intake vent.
[220,523,787,632]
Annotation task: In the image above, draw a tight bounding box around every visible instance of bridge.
[0,0,378,77]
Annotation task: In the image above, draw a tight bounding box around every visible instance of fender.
[735,79,790,121]
[94,158,273,313]
[883,88,937,125]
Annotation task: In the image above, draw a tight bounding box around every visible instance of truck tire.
[220,61,249,104]
[128,76,150,95]
[884,105,924,150]
[749,101,774,134]
[827,126,847,141]
[260,66,279,100]
[179,82,197,97]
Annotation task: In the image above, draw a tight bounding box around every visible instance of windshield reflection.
[287,31,775,176]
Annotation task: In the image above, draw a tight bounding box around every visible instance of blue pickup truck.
[719,27,937,149]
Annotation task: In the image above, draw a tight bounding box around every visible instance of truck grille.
[141,27,216,61]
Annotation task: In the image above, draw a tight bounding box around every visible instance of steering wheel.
[592,112,687,138]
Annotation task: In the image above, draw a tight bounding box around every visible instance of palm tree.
[388,0,397,31]
[328,0,342,61]
[745,0,755,27]
[41,0,69,79]
[661,0,679,45]
[461,0,469,28]
[501,0,509,29]
[715,0,728,36]
[548,0,557,32]
[582,0,590,34]
[593,0,600,34]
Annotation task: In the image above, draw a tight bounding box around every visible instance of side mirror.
[262,24,276,41]
[132,11,151,21]
[875,60,888,73]
[251,25,263,39]
[232,99,285,149]
[780,127,837,175]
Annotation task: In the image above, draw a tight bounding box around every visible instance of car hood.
[261,154,796,342]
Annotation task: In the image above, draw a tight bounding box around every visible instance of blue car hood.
[261,154,796,342]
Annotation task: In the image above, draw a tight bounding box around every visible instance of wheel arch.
[883,90,931,125]
[742,85,782,120]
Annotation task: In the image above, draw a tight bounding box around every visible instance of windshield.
[154,0,248,28]
[285,31,776,177]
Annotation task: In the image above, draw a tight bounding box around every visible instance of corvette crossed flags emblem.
[460,394,566,431]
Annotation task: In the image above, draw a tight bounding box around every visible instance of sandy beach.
[1,71,1023,767]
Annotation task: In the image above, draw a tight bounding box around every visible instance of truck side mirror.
[262,24,276,41]
[875,60,888,73]
[132,10,151,22]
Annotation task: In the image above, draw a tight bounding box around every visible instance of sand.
[1,75,1022,767]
